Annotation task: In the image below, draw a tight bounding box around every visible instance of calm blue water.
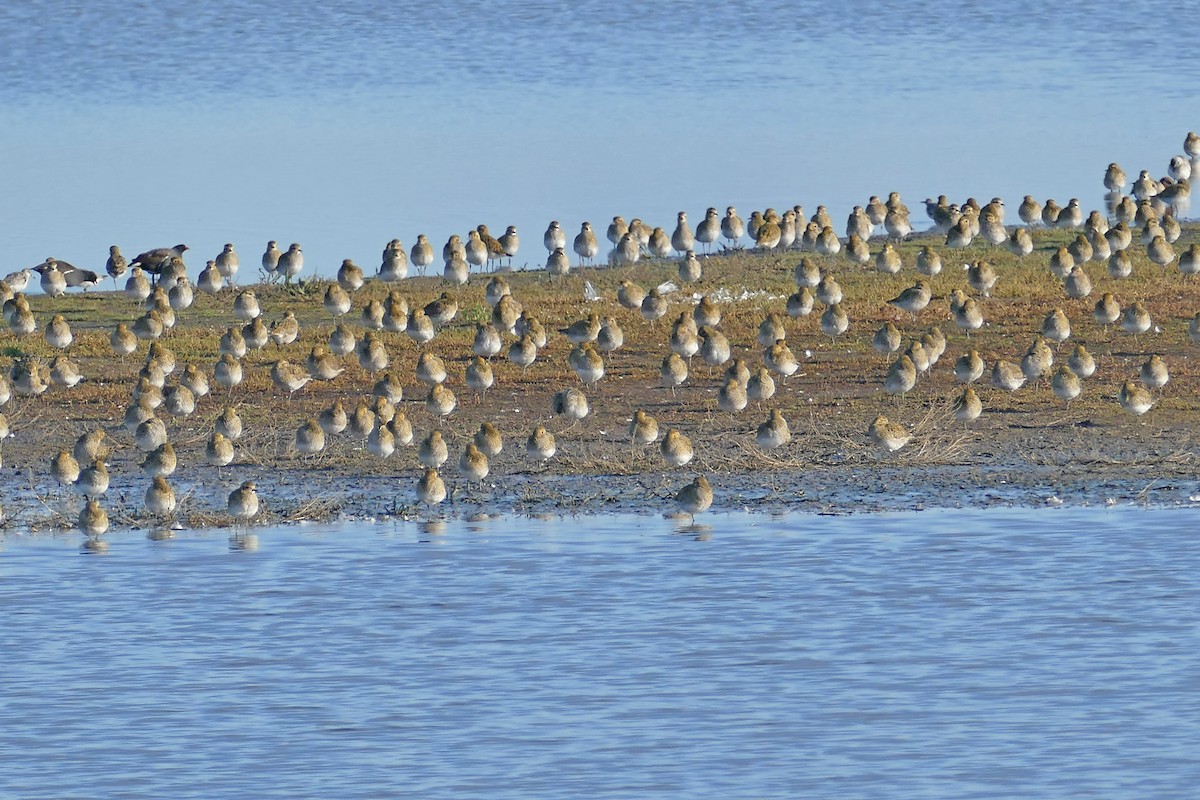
[2,7,1197,795]
[1,508,1198,798]
[0,1,1193,278]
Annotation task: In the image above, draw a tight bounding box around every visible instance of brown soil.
[3,222,1200,532]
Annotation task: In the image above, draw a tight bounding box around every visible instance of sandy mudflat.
[2,224,1199,531]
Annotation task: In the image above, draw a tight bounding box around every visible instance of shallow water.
[2,507,1197,798]
[0,1,1193,277]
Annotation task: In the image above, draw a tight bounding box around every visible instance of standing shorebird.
[966,260,997,297]
[1021,335,1054,383]
[820,303,849,341]
[79,499,109,538]
[415,352,448,386]
[868,415,910,453]
[552,386,590,423]
[1141,355,1169,390]
[1092,292,1121,330]
[52,449,81,486]
[693,295,720,328]
[271,359,312,398]
[206,431,235,473]
[75,459,110,499]
[444,235,466,265]
[474,422,504,457]
[426,384,457,418]
[1185,131,1200,159]
[1050,366,1082,404]
[756,312,787,347]
[646,227,670,258]
[375,240,406,282]
[786,288,814,318]
[197,261,223,294]
[228,480,260,523]
[952,296,984,335]
[717,379,748,415]
[295,418,326,457]
[1056,198,1084,229]
[1146,235,1176,268]
[1121,301,1152,339]
[318,401,348,436]
[546,246,571,278]
[573,222,599,266]
[465,356,495,401]
[544,220,566,254]
[887,281,931,319]
[815,273,842,306]
[813,225,840,256]
[661,353,688,397]
[846,206,873,242]
[476,224,505,269]
[675,476,713,524]
[277,243,304,284]
[794,256,821,288]
[1007,227,1034,257]
[992,360,1026,392]
[678,251,702,284]
[1042,308,1071,344]
[1018,196,1042,226]
[444,256,470,287]
[763,340,799,380]
[755,410,791,450]
[145,476,177,517]
[44,314,73,349]
[215,243,239,286]
[73,429,109,466]
[526,425,557,468]
[721,207,745,247]
[596,315,624,356]
[613,232,640,266]
[459,443,490,485]
[607,216,629,250]
[628,410,659,454]
[324,283,352,317]
[1067,344,1096,379]
[1104,162,1128,193]
[232,289,260,321]
[125,267,152,302]
[106,245,128,284]
[214,353,244,394]
[498,225,520,267]
[507,334,538,374]
[885,354,917,399]
[464,230,489,272]
[660,428,694,467]
[954,350,986,383]
[640,288,669,323]
[696,208,720,253]
[410,235,434,276]
[671,211,694,255]
[872,322,903,358]
[1118,381,1153,416]
[261,241,282,280]
[39,259,67,297]
[954,387,983,422]
[698,326,731,368]
[874,242,902,274]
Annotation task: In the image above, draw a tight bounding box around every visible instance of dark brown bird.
[129,244,189,275]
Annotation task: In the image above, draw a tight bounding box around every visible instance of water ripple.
[1,508,1198,798]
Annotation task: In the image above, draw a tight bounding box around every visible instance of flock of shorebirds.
[1,132,1198,537]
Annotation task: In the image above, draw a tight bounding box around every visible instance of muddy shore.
[2,224,1199,532]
